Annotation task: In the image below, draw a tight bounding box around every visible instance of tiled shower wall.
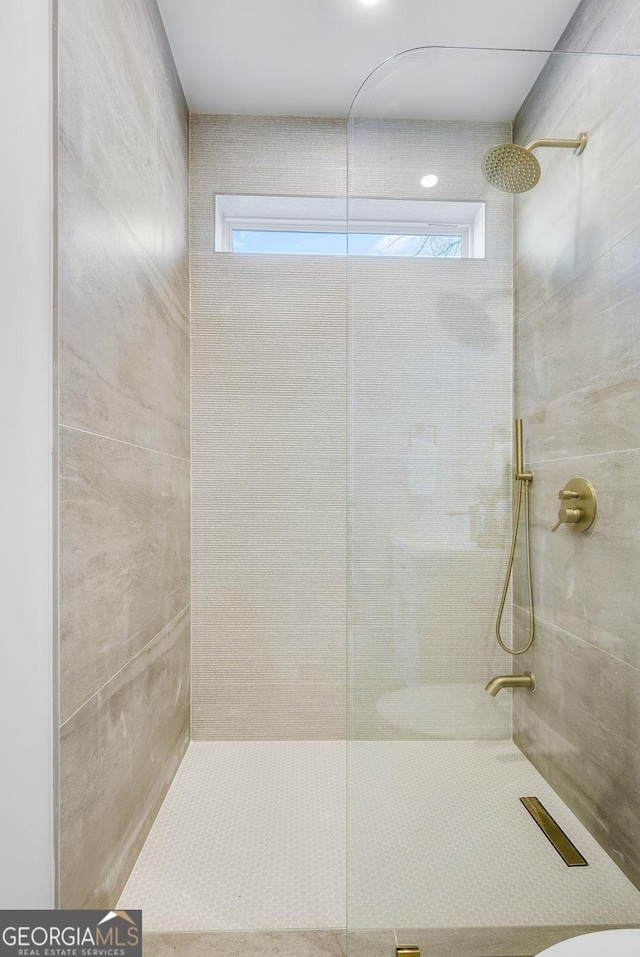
[190,116,348,739]
[190,115,514,740]
[513,0,640,889]
[57,0,190,906]
[348,119,514,739]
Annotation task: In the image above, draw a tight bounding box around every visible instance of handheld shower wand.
[494,419,535,656]
[515,418,533,483]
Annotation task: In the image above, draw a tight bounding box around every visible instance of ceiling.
[156,0,583,118]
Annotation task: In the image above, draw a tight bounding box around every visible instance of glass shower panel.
[346,46,640,955]
[347,48,522,736]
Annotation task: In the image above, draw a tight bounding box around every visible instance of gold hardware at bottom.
[520,797,588,867]
[396,949,421,957]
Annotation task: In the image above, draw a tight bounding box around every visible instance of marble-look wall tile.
[516,0,640,161]
[556,0,640,53]
[143,925,627,957]
[58,0,189,306]
[144,930,349,957]
[513,9,640,890]
[515,225,640,462]
[513,449,640,677]
[59,132,189,458]
[395,924,627,957]
[514,53,640,321]
[59,427,190,723]
[60,606,190,908]
[57,0,190,913]
[513,608,640,889]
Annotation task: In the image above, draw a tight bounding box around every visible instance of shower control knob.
[551,478,598,533]
[551,507,584,531]
[559,507,582,524]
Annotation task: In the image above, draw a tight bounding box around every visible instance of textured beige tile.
[191,676,347,741]
[513,607,640,890]
[350,451,509,509]
[144,931,347,957]
[59,132,189,458]
[190,116,346,259]
[193,453,345,508]
[59,606,190,908]
[194,596,345,642]
[194,507,346,550]
[58,0,189,304]
[194,372,345,397]
[191,255,346,320]
[194,330,345,380]
[348,258,512,312]
[59,427,190,722]
[194,635,346,684]
[348,119,512,213]
[190,114,512,739]
[194,557,343,592]
[194,542,345,569]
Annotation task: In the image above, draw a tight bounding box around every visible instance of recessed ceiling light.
[421,174,439,188]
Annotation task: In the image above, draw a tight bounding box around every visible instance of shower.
[493,419,534,656]
[482,132,588,192]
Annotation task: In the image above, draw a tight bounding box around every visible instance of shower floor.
[119,740,640,934]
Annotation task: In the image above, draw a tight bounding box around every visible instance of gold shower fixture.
[551,478,598,532]
[493,419,534,657]
[482,133,588,192]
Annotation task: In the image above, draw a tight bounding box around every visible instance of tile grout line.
[60,603,191,730]
[513,603,640,677]
[516,220,640,325]
[529,445,640,466]
[60,423,191,463]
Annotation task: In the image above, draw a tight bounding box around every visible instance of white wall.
[0,0,55,907]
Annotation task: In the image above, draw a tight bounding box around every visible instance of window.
[215,195,485,259]
[231,229,464,257]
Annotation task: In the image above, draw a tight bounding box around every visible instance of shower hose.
[495,476,535,655]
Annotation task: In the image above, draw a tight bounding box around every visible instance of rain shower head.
[481,133,588,193]
[482,143,540,193]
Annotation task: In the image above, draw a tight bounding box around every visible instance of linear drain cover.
[521,796,588,866]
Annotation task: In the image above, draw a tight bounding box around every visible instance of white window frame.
[215,195,485,259]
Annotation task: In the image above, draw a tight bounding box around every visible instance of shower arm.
[526,133,588,155]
